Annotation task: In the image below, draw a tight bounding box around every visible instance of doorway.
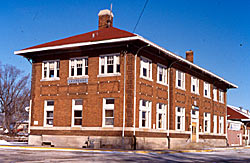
[192,122,197,142]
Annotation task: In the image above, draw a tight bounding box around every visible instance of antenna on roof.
[108,3,113,28]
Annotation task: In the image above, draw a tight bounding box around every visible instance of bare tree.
[0,64,30,135]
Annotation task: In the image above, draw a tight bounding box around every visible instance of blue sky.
[1,0,249,109]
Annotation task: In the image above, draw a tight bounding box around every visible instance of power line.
[133,0,149,33]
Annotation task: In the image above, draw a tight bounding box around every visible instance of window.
[99,54,120,76]
[140,56,152,80]
[204,82,211,98]
[139,100,152,128]
[176,70,185,90]
[176,107,185,131]
[156,103,166,129]
[191,77,199,94]
[44,100,54,127]
[69,58,88,77]
[219,90,224,103]
[157,64,167,85]
[204,112,211,133]
[103,98,115,127]
[219,116,224,134]
[213,87,217,101]
[213,115,217,134]
[42,60,60,80]
[72,99,83,126]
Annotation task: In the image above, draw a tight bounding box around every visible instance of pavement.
[0,142,249,155]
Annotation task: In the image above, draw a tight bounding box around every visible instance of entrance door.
[192,122,197,142]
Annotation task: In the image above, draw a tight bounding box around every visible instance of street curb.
[0,145,249,155]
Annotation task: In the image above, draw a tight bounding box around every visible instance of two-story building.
[14,9,237,149]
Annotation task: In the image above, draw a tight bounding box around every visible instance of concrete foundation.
[29,135,227,149]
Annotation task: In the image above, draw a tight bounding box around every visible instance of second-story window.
[213,87,217,101]
[204,82,211,98]
[157,64,167,85]
[42,60,60,80]
[176,70,185,90]
[219,90,224,103]
[69,57,88,77]
[140,56,152,80]
[99,54,120,76]
[191,76,199,94]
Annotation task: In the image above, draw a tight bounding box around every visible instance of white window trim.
[204,112,211,133]
[156,103,167,130]
[98,53,121,77]
[213,115,217,134]
[102,98,115,127]
[139,100,152,128]
[191,76,199,95]
[41,60,60,81]
[44,100,54,127]
[219,116,224,134]
[176,70,185,90]
[175,107,185,131]
[219,90,224,103]
[213,88,217,101]
[69,57,88,79]
[204,82,211,99]
[71,99,83,127]
[157,63,167,86]
[140,56,153,81]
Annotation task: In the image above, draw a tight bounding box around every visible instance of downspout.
[122,51,127,147]
[28,100,32,134]
[133,45,150,150]
[167,60,180,149]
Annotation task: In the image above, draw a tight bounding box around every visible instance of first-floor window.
[176,107,185,131]
[72,99,83,126]
[219,116,224,134]
[156,103,166,129]
[204,112,211,133]
[44,100,54,127]
[139,100,152,128]
[213,115,217,134]
[103,98,115,127]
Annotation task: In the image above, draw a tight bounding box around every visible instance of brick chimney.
[186,50,194,63]
[98,9,113,30]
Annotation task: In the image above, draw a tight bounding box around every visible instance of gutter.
[122,51,127,145]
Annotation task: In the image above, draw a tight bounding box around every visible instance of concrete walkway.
[0,144,249,155]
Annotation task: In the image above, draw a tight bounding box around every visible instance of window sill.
[140,76,153,82]
[68,76,89,80]
[43,125,53,128]
[156,81,168,86]
[97,73,121,77]
[204,96,211,99]
[213,99,217,102]
[175,86,186,91]
[191,92,199,95]
[41,78,60,82]
[102,126,114,128]
[219,101,224,104]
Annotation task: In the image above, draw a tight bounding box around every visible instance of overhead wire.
[133,0,149,33]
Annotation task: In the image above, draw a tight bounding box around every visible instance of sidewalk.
[0,144,249,155]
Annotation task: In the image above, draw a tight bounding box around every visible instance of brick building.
[227,105,250,146]
[14,9,237,149]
